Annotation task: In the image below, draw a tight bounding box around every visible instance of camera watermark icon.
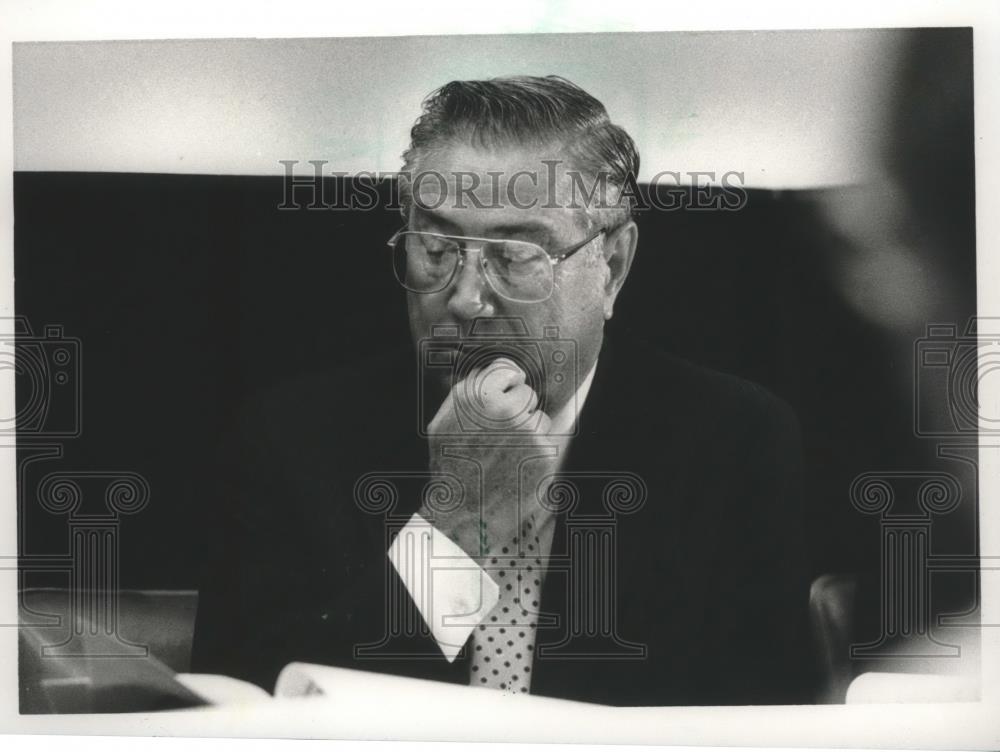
[0,317,82,440]
[417,317,579,437]
[914,317,1000,437]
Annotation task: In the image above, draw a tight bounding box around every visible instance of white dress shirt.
[387,361,598,662]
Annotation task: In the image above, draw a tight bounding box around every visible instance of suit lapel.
[531,335,657,697]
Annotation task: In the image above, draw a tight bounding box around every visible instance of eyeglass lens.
[392,232,553,303]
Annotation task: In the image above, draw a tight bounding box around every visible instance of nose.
[446,248,496,320]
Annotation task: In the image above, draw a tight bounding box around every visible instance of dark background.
[15,28,977,650]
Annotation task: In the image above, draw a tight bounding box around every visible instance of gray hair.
[399,75,640,228]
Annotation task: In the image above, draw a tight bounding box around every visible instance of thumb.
[532,408,553,435]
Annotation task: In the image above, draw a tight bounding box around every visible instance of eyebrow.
[412,207,556,246]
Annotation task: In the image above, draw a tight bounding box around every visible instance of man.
[193,75,816,705]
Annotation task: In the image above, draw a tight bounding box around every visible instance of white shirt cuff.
[387,512,500,662]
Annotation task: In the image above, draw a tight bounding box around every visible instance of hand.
[420,358,560,561]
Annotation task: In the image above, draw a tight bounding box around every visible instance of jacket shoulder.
[603,333,797,434]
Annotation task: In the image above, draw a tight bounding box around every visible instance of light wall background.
[13,30,905,188]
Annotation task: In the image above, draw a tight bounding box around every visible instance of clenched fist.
[420,357,561,560]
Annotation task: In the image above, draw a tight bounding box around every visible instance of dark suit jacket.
[192,333,817,705]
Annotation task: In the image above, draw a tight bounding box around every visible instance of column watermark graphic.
[534,472,648,660]
[34,472,151,657]
[849,471,964,658]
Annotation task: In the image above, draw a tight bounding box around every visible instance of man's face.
[405,140,636,414]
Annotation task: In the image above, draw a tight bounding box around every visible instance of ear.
[601,220,638,320]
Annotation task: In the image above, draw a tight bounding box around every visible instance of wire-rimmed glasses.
[389,226,608,303]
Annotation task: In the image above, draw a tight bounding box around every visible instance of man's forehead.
[413,141,571,180]
[410,205,562,244]
[408,142,592,229]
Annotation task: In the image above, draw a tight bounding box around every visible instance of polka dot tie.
[469,514,551,693]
